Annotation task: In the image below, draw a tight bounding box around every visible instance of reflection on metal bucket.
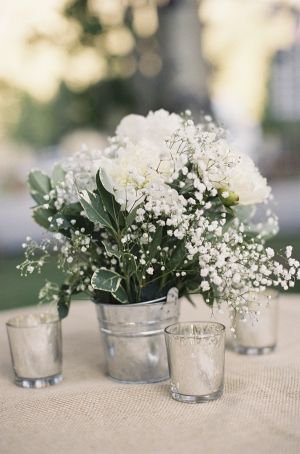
[95,288,180,383]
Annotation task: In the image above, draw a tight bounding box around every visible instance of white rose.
[116,109,182,149]
[99,110,182,209]
[227,154,270,205]
[99,139,173,210]
[116,114,148,143]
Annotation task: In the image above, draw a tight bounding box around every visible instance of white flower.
[99,146,171,209]
[99,131,186,210]
[100,110,182,210]
[200,281,210,291]
[116,109,182,149]
[23,108,300,318]
[226,154,271,205]
[286,246,293,258]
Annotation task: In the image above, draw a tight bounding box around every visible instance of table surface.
[1,295,300,454]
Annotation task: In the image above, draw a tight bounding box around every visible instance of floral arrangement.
[19,109,300,318]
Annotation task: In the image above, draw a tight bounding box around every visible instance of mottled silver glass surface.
[95,288,180,383]
[6,313,63,388]
[233,290,279,355]
[165,322,225,403]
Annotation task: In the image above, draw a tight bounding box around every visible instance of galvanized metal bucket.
[95,288,180,383]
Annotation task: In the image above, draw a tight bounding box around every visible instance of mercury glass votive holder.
[232,290,279,355]
[165,322,225,403]
[6,313,63,388]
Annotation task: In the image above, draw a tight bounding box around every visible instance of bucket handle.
[166,287,178,304]
[139,287,178,305]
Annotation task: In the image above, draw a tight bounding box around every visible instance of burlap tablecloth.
[0,295,299,454]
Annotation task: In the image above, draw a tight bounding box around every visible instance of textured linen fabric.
[0,295,299,454]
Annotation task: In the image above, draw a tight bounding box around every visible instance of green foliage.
[79,189,114,231]
[147,226,163,263]
[50,214,72,236]
[102,240,121,258]
[168,241,186,270]
[26,136,281,318]
[24,158,231,313]
[122,253,137,276]
[218,189,239,207]
[202,287,215,307]
[112,285,129,304]
[96,170,125,230]
[91,268,122,293]
[57,284,72,319]
[51,164,66,187]
[125,204,142,228]
[28,170,52,205]
[32,206,55,229]
[11,79,139,148]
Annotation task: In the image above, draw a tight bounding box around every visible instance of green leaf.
[96,170,125,228]
[203,287,215,307]
[125,203,141,228]
[60,202,94,234]
[148,226,163,262]
[50,213,71,231]
[91,268,122,292]
[79,189,113,230]
[61,202,82,217]
[92,289,112,304]
[51,164,66,187]
[57,285,72,319]
[223,206,235,218]
[102,240,121,258]
[169,241,186,270]
[122,253,137,275]
[32,207,55,229]
[28,170,52,205]
[112,285,129,304]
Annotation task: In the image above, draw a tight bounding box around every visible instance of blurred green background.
[0,0,300,311]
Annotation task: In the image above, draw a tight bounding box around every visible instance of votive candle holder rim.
[165,321,225,339]
[6,312,60,329]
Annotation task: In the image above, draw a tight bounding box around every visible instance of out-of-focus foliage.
[0,0,169,146]
[10,79,138,147]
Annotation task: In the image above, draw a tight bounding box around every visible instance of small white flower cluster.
[17,236,51,276]
[52,146,104,210]
[91,109,296,312]
[21,109,300,315]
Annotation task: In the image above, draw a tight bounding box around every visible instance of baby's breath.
[19,110,300,317]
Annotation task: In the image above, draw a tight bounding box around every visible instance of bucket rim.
[93,295,168,307]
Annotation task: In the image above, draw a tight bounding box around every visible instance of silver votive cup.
[6,313,63,388]
[233,290,279,355]
[165,322,225,403]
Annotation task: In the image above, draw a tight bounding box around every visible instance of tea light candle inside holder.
[165,322,225,403]
[232,290,279,355]
[6,313,63,388]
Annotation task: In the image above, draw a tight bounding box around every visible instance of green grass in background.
[0,256,64,311]
[0,234,299,311]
